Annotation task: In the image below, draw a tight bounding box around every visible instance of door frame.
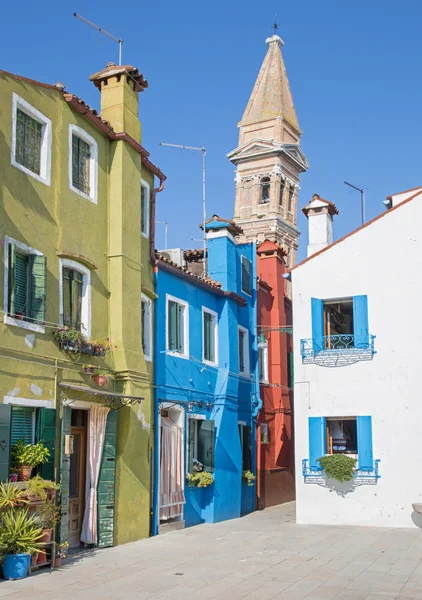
[68,423,87,547]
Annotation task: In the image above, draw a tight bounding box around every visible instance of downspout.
[152,266,160,535]
[251,241,262,508]
[149,172,166,265]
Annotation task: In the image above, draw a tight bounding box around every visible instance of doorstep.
[159,520,185,534]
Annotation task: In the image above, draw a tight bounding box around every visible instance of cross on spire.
[273,15,279,36]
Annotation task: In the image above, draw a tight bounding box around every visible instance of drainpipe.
[251,241,262,507]
[152,266,160,535]
[149,174,166,265]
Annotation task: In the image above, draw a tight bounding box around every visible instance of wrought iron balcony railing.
[302,458,381,480]
[300,334,376,359]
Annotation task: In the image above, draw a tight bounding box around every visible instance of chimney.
[302,194,339,258]
[89,62,148,142]
[202,215,243,293]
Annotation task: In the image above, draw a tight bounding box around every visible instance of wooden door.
[68,425,87,548]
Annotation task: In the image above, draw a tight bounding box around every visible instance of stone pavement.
[2,502,422,599]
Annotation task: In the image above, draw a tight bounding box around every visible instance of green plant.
[261,432,268,444]
[26,475,48,501]
[187,472,214,488]
[0,482,29,511]
[93,368,114,377]
[0,509,43,557]
[242,470,256,486]
[318,454,356,483]
[90,338,111,351]
[11,440,50,468]
[38,500,60,530]
[53,327,85,345]
[57,541,69,558]
[42,480,60,492]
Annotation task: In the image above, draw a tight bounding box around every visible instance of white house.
[291,188,422,528]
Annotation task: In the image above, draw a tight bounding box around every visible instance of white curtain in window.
[81,405,110,544]
[160,417,185,520]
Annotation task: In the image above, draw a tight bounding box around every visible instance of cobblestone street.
[2,503,422,599]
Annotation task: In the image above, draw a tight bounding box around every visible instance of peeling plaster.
[137,405,150,430]
[25,333,35,348]
[7,387,20,397]
[30,384,42,396]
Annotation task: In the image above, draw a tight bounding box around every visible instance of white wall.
[293,195,422,528]
[307,212,333,257]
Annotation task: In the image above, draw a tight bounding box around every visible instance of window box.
[302,458,381,480]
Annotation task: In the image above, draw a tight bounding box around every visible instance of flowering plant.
[57,541,69,558]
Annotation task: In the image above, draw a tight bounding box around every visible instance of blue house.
[153,216,260,533]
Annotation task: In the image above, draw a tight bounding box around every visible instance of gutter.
[150,177,166,265]
[152,267,160,536]
[252,240,263,419]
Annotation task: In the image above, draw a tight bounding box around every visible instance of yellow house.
[0,62,165,547]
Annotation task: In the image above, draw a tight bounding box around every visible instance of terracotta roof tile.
[302,194,339,218]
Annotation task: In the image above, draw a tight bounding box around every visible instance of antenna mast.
[73,13,123,65]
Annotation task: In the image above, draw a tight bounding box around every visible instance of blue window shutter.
[308,417,326,469]
[311,298,324,351]
[357,416,373,470]
[353,295,369,348]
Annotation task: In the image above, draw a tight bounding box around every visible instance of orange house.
[256,241,295,508]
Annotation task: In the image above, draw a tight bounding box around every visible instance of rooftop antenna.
[156,221,168,249]
[344,181,366,226]
[73,13,123,66]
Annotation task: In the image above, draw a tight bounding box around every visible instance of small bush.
[318,454,356,483]
[187,472,214,488]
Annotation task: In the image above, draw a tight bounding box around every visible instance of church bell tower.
[228,32,309,267]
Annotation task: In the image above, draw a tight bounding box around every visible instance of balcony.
[300,334,376,366]
[302,458,380,483]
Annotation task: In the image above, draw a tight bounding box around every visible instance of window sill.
[141,231,149,239]
[11,159,50,187]
[203,359,218,368]
[4,315,45,334]
[69,183,97,204]
[239,372,251,380]
[166,350,189,360]
[259,379,270,386]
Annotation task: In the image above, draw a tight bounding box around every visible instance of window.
[4,238,46,332]
[260,423,269,444]
[167,295,188,356]
[141,180,150,238]
[241,255,252,295]
[258,338,269,383]
[287,352,294,389]
[68,125,98,203]
[260,177,270,204]
[141,294,152,361]
[308,416,373,470]
[279,178,285,206]
[11,406,35,448]
[311,296,369,351]
[238,325,250,376]
[288,185,294,213]
[187,418,215,472]
[239,424,252,471]
[11,93,52,185]
[202,308,218,365]
[59,259,91,337]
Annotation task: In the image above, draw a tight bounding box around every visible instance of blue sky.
[2,1,421,261]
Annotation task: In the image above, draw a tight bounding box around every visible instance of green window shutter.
[29,254,47,323]
[141,185,146,234]
[14,252,29,317]
[16,110,41,174]
[241,256,252,295]
[36,408,56,480]
[59,406,72,544]
[168,301,180,351]
[72,136,90,194]
[203,312,212,362]
[98,411,117,548]
[72,135,79,189]
[0,405,12,482]
[198,420,215,472]
[62,268,72,328]
[8,242,16,315]
[141,301,146,353]
[15,109,26,167]
[287,352,294,389]
[72,270,83,331]
[239,330,245,372]
[187,418,194,472]
[11,407,34,447]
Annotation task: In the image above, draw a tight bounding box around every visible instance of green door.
[36,408,56,480]
[0,405,11,482]
[59,406,71,544]
[97,410,117,548]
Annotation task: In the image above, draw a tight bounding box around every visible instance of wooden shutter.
[241,257,252,295]
[11,407,34,447]
[8,242,16,315]
[198,420,215,472]
[357,416,373,470]
[311,298,324,352]
[168,301,179,351]
[62,267,72,328]
[36,408,56,480]
[98,410,117,548]
[203,312,212,361]
[59,406,72,544]
[72,270,83,331]
[29,254,47,323]
[353,295,369,349]
[0,405,12,482]
[308,417,326,469]
[14,252,29,316]
[79,138,91,194]
[187,418,194,472]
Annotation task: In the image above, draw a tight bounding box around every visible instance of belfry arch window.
[260,177,270,204]
[279,178,285,206]
[288,185,295,213]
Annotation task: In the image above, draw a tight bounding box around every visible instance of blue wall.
[154,228,257,531]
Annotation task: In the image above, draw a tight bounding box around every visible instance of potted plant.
[26,475,48,502]
[242,470,256,487]
[36,500,60,565]
[91,338,111,357]
[15,311,25,321]
[43,479,60,501]
[317,454,356,483]
[0,482,29,511]
[53,327,85,352]
[92,368,112,388]
[54,542,69,568]
[83,364,96,375]
[0,509,42,580]
[9,468,18,483]
[11,440,50,481]
[186,472,214,488]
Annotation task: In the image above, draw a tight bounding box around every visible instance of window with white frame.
[69,124,98,203]
[59,259,91,338]
[141,179,150,238]
[258,338,269,383]
[141,294,153,361]
[238,325,250,376]
[11,93,52,185]
[187,417,215,472]
[202,307,218,365]
[241,256,252,295]
[167,295,188,356]
[4,237,46,333]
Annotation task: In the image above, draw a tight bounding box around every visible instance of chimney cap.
[302,194,339,218]
[89,63,148,93]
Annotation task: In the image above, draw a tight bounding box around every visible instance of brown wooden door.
[68,426,87,548]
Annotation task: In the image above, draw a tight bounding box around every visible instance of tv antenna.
[74,13,123,66]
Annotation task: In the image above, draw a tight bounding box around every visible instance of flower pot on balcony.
[83,365,96,375]
[17,466,33,481]
[92,374,109,387]
[15,312,25,321]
